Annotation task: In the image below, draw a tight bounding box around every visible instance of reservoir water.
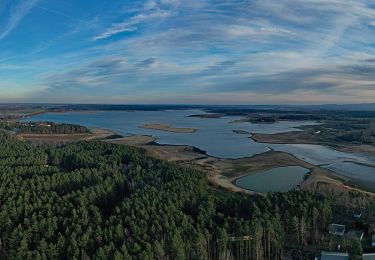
[235,166,310,192]
[26,110,375,190]
[26,110,316,158]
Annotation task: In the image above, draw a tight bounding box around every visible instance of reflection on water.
[27,110,375,191]
[235,166,310,192]
[26,110,316,158]
[270,144,375,190]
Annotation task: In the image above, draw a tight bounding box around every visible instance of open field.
[0,108,47,120]
[141,123,197,133]
[18,133,92,145]
[17,127,115,145]
[106,135,156,145]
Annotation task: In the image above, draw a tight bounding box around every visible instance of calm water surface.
[27,110,316,158]
[27,110,375,190]
[235,166,310,192]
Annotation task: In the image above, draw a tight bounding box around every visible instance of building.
[372,235,375,247]
[320,251,349,260]
[328,224,346,236]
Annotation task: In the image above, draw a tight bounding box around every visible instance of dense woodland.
[0,132,338,259]
[0,121,90,135]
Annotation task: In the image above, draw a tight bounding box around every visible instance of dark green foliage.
[351,239,362,255]
[0,121,90,135]
[0,132,333,259]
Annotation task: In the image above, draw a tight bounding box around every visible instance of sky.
[0,0,374,104]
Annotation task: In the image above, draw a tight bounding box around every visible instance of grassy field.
[17,127,115,145]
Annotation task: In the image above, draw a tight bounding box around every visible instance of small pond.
[235,166,310,193]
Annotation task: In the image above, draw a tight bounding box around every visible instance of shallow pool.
[235,166,310,193]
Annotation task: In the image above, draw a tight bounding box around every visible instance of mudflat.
[106,135,360,195]
[141,123,197,133]
[106,135,156,146]
[252,131,375,155]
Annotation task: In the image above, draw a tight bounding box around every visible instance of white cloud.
[225,25,293,38]
[4,0,375,104]
[92,9,173,41]
[0,0,39,40]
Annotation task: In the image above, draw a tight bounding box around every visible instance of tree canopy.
[0,132,334,259]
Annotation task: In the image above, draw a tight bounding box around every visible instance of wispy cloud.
[92,7,173,41]
[0,0,39,40]
[2,0,375,104]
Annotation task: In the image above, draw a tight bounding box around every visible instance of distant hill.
[2,103,375,112]
[309,103,375,111]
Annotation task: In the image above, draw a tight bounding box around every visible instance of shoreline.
[15,122,374,196]
[229,165,312,194]
[140,123,198,133]
[250,132,375,155]
[105,134,368,195]
[19,125,373,196]
[16,110,375,195]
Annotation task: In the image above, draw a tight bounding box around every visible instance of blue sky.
[0,0,374,104]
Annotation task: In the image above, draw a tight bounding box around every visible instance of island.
[187,113,224,119]
[141,123,197,133]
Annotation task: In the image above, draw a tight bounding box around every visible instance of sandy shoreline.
[104,134,363,195]
[106,135,156,145]
[251,132,375,155]
[141,123,197,133]
[15,121,374,196]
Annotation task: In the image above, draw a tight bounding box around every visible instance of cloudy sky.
[0,0,374,104]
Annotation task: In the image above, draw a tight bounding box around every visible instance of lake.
[26,110,317,158]
[26,109,375,190]
[235,166,310,192]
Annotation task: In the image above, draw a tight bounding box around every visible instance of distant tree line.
[0,121,90,135]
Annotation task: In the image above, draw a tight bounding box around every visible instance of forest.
[0,131,372,259]
[0,121,90,135]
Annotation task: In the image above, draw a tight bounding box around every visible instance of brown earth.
[17,127,115,145]
[141,124,197,133]
[19,128,373,196]
[106,135,156,146]
[106,136,357,195]
[252,132,375,155]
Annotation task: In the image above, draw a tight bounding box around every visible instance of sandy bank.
[106,135,156,146]
[251,132,375,155]
[106,134,357,195]
[141,124,197,133]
